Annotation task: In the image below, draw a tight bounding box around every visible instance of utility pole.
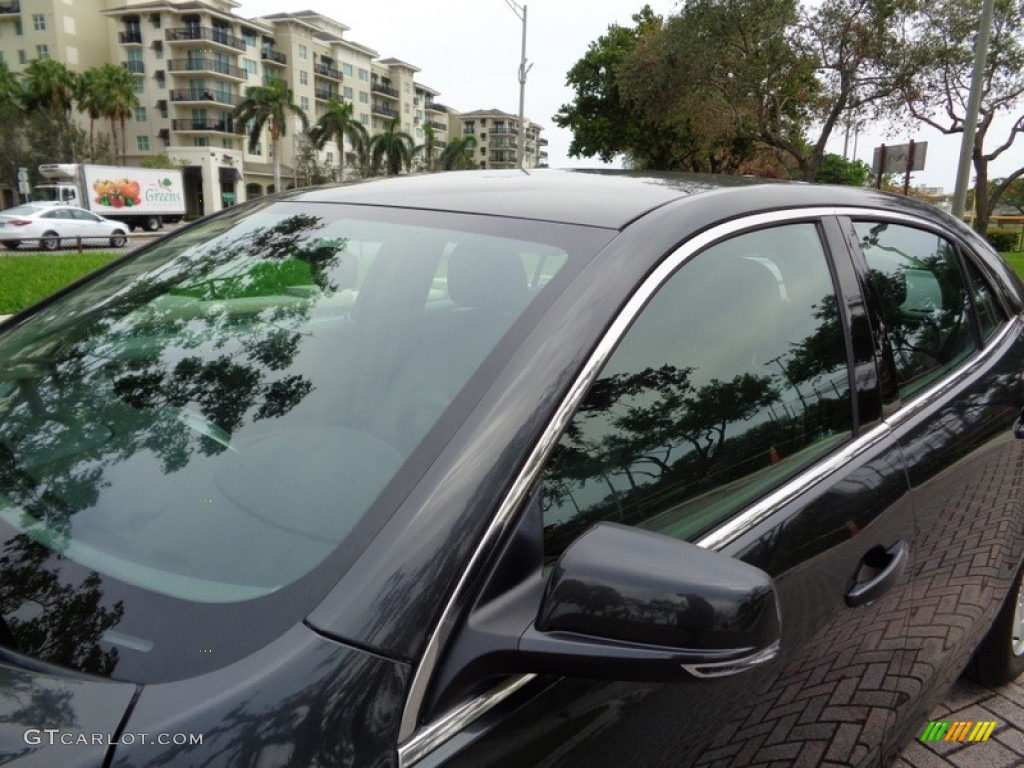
[951,0,995,219]
[505,1,532,169]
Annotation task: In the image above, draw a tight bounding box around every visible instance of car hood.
[0,658,136,766]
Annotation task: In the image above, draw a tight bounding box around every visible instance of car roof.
[285,168,951,230]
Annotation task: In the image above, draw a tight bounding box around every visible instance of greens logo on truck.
[93,177,182,209]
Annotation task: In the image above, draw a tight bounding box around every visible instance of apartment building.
[452,109,548,170]
[0,1,542,215]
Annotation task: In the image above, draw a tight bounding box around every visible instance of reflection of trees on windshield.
[544,289,850,561]
[0,215,343,675]
[0,534,123,675]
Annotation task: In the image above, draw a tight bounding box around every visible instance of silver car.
[0,203,128,251]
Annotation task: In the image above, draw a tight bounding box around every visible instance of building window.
[342,63,353,77]
[16,50,25,65]
[404,103,409,113]
[155,44,163,60]
[135,107,147,122]
[222,138,234,149]
[298,44,307,60]
[326,151,334,163]
[299,70,307,85]
[359,114,368,125]
[242,30,257,48]
[150,13,161,29]
[358,68,368,81]
[404,82,410,93]
[343,86,353,99]
[36,45,49,59]
[359,91,368,103]
[32,14,45,31]
[134,78,144,94]
[156,74,165,89]
[137,135,150,151]
[14,19,22,36]
[300,96,309,110]
[252,142,262,156]
[194,137,209,147]
[244,59,257,76]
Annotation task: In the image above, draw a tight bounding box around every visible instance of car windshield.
[0,199,605,681]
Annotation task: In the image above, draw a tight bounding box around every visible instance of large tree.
[438,135,477,170]
[884,0,1024,233]
[234,78,308,192]
[90,63,139,166]
[559,0,903,179]
[552,6,663,165]
[369,116,414,176]
[308,98,367,182]
[22,58,76,114]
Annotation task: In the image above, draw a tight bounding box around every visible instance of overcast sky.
[234,0,1018,192]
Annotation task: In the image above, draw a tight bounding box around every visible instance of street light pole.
[951,0,995,220]
[505,0,532,169]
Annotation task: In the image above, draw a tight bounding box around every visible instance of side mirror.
[428,521,781,715]
[522,523,780,680]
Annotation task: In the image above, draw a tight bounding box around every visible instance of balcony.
[171,117,235,134]
[314,62,342,81]
[427,120,446,132]
[119,30,143,45]
[371,82,399,99]
[490,126,519,135]
[165,27,246,52]
[371,103,397,117]
[314,87,337,101]
[425,101,448,113]
[169,88,242,107]
[167,58,248,81]
[0,1,20,14]
[122,60,145,75]
[261,48,286,66]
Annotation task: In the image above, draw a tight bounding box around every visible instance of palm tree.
[0,58,21,112]
[440,135,478,171]
[414,123,438,173]
[22,58,76,114]
[75,68,104,161]
[234,78,308,192]
[369,116,414,176]
[90,63,139,165]
[308,99,367,182]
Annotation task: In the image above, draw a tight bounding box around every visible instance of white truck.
[33,164,186,231]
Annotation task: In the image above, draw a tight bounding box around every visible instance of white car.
[0,203,128,251]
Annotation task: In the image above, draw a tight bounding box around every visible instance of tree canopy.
[556,0,1024,221]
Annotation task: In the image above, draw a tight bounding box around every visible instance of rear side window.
[541,223,854,564]
[855,222,979,397]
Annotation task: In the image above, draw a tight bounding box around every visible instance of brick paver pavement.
[894,675,1024,768]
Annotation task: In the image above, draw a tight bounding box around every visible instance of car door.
[841,214,1024,747]
[406,214,920,768]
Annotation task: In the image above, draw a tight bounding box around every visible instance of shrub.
[986,228,1020,252]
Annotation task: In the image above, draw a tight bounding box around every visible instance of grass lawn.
[0,251,121,315]
[1002,252,1024,280]
[2,249,1024,319]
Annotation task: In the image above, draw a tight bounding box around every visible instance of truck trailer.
[33,164,186,231]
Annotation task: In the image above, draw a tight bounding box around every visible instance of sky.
[233,0,1020,193]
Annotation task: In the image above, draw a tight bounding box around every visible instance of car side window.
[854,222,978,397]
[541,223,854,564]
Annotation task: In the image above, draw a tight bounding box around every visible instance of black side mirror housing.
[427,519,781,716]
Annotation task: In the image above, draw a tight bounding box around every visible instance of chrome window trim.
[395,205,973,763]
[398,674,536,768]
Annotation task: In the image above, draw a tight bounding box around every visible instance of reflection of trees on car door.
[444,219,919,766]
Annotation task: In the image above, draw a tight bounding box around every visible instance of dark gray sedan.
[0,170,1022,767]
